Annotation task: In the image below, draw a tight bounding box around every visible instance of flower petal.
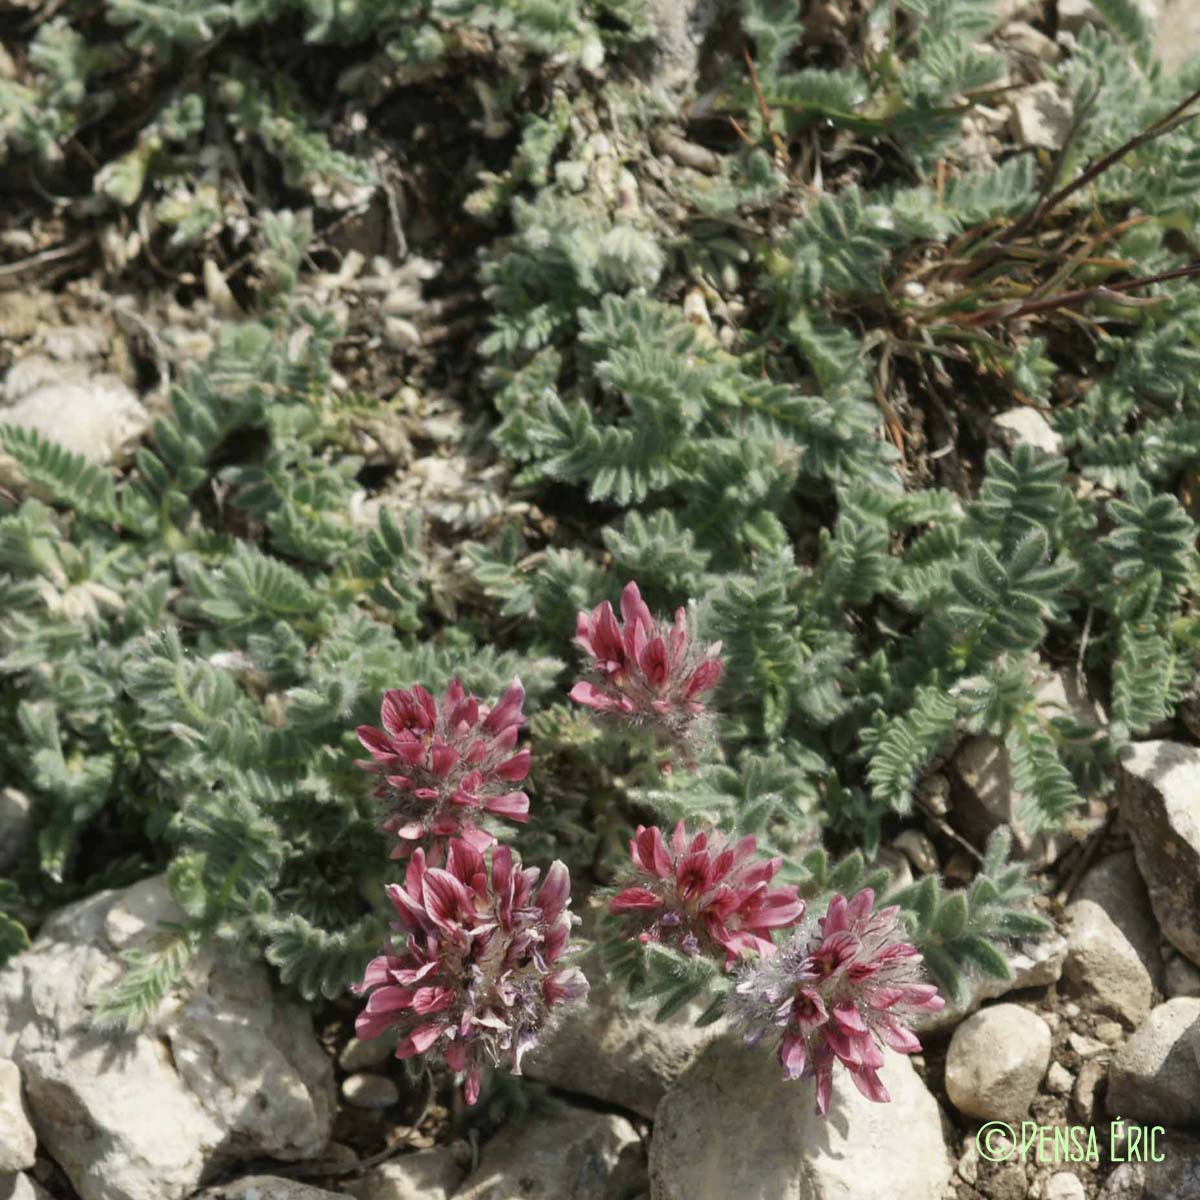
[569,681,620,711]
[421,869,474,932]
[395,1024,441,1058]
[780,1034,807,1080]
[496,749,531,782]
[484,791,530,820]
[610,886,663,913]
[537,860,570,923]
[483,678,526,734]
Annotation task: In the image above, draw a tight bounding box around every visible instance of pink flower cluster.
[729,889,945,1114]
[570,581,722,753]
[352,839,587,1104]
[355,679,531,860]
[609,821,804,968]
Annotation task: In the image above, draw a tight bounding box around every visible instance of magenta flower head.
[569,581,723,756]
[355,679,531,860]
[729,888,945,1115]
[608,821,805,968]
[352,838,588,1104]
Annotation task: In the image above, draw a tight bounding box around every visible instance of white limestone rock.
[0,877,335,1200]
[649,1037,952,1200]
[945,1004,1052,1121]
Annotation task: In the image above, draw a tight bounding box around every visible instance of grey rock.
[1068,1032,1107,1059]
[0,877,335,1200]
[993,0,1040,20]
[1010,83,1073,150]
[1099,1133,1200,1199]
[1107,998,1200,1127]
[1117,741,1200,967]
[1056,0,1101,28]
[0,1059,35,1173]
[893,830,938,874]
[649,1037,952,1200]
[341,1073,400,1110]
[456,1108,643,1200]
[1000,21,1059,63]
[918,772,952,816]
[346,1148,465,1200]
[524,942,721,1118]
[870,847,913,892]
[102,873,184,948]
[1073,1058,1107,1124]
[338,1035,397,1073]
[643,0,719,95]
[199,1177,342,1199]
[953,669,1103,865]
[1074,852,1165,989]
[988,1163,1028,1200]
[945,1004,1051,1121]
[39,325,109,363]
[1165,954,1200,999]
[957,1138,980,1186]
[1046,1062,1074,1096]
[1157,0,1200,74]
[1065,900,1153,1027]
[1058,0,1160,34]
[1045,1174,1087,1200]
[0,365,148,476]
[0,1175,51,1200]
[992,407,1063,457]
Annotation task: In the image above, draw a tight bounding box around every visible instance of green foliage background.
[2,0,1200,1022]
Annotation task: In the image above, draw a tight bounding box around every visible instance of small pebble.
[1094,1020,1124,1045]
[957,1139,979,1186]
[1045,1061,1073,1095]
[342,1072,400,1109]
[943,851,974,885]
[1067,1032,1106,1059]
[945,1004,1051,1120]
[1073,1058,1107,1124]
[918,773,952,815]
[1044,1172,1086,1200]
[1165,953,1200,998]
[990,1162,1028,1200]
[872,847,913,891]
[894,830,939,874]
[339,1035,396,1072]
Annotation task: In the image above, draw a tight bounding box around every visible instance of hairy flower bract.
[609,821,805,967]
[356,679,531,860]
[570,580,723,755]
[353,838,588,1103]
[730,888,945,1114]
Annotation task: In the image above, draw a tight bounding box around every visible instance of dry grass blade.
[949,260,1200,328]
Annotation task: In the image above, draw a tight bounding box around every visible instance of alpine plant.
[608,821,805,968]
[570,581,723,756]
[355,679,531,860]
[729,889,945,1114]
[349,587,943,1116]
[352,838,588,1104]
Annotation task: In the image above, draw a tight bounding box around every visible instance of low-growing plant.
[2,0,1200,1127]
[341,581,1053,1112]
